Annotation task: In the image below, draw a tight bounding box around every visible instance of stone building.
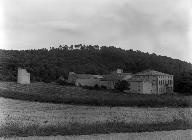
[75,74,102,87]
[127,70,174,94]
[68,72,103,87]
[100,69,132,89]
[125,79,152,94]
[67,72,78,84]
[17,68,30,84]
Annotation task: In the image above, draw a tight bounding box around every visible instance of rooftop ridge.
[135,70,173,76]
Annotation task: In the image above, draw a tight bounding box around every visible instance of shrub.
[114,80,130,91]
[0,120,191,137]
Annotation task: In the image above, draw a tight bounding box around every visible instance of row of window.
[158,76,172,79]
[159,88,165,93]
[135,75,173,80]
[158,79,172,85]
[158,87,173,93]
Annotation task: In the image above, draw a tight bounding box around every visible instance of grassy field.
[0,81,191,107]
[0,97,191,137]
[4,130,192,140]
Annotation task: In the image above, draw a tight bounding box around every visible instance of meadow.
[0,82,192,137]
[0,82,191,107]
[0,97,191,137]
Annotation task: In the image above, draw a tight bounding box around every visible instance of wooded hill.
[0,45,191,93]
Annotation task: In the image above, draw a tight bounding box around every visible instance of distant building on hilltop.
[17,68,30,84]
[126,70,174,94]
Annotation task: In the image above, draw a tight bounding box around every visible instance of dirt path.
[1,129,191,140]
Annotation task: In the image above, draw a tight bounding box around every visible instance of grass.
[1,119,192,137]
[0,82,191,137]
[0,88,191,107]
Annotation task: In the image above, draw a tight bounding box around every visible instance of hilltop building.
[126,70,174,94]
[17,68,30,84]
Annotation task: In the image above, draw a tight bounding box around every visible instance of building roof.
[77,74,94,79]
[127,77,149,82]
[101,74,125,81]
[135,70,173,76]
[93,75,103,79]
[77,74,103,79]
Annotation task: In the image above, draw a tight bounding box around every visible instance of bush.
[114,80,130,91]
[101,85,107,89]
[0,120,191,137]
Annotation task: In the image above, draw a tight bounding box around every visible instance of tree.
[0,44,192,92]
[175,72,192,94]
[114,80,130,91]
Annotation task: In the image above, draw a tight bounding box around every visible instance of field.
[0,97,191,137]
[0,81,191,107]
[0,81,192,137]
[3,130,192,140]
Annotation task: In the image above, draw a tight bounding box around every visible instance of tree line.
[0,44,191,94]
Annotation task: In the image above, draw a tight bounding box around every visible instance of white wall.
[126,81,153,94]
[128,81,143,94]
[75,78,100,87]
[142,81,152,94]
[17,68,30,84]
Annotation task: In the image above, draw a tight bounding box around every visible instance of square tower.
[17,68,30,84]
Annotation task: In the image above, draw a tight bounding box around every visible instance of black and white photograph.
[0,0,192,139]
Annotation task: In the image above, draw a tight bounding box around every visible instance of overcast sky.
[0,0,192,62]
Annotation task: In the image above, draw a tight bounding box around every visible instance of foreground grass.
[0,89,191,107]
[1,119,192,137]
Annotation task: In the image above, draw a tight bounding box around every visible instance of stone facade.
[132,70,174,94]
[17,68,30,84]
[67,72,78,84]
[125,80,152,94]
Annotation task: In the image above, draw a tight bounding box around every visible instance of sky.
[0,0,192,63]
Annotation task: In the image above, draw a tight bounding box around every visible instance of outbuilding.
[17,68,30,84]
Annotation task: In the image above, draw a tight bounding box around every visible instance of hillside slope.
[0,45,191,92]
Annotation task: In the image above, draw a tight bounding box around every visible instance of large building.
[127,70,174,94]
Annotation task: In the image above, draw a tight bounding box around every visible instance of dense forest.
[0,45,192,93]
